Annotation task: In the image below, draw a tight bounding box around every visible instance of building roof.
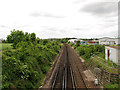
[105,46,120,49]
[99,37,118,39]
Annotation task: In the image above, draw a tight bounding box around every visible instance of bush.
[75,45,105,59]
[2,36,62,89]
[105,83,118,88]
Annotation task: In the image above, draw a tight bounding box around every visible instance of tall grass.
[0,43,12,50]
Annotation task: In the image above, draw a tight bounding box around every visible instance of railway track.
[51,44,88,90]
[68,45,88,89]
[51,44,66,89]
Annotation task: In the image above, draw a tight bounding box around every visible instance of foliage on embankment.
[2,30,62,89]
[68,42,119,88]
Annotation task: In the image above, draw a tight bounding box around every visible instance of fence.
[81,57,119,85]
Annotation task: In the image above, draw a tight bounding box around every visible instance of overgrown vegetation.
[104,83,118,88]
[69,42,119,88]
[70,44,118,73]
[2,30,62,89]
[75,44,105,62]
[90,56,118,74]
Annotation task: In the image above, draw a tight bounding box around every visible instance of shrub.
[2,40,61,89]
[2,30,62,89]
[105,83,118,88]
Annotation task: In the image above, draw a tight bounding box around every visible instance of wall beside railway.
[81,58,119,85]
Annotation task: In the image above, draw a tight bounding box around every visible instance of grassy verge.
[90,55,118,74]
[104,83,118,88]
[0,43,13,50]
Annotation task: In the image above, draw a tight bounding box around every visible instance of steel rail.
[51,44,67,90]
[62,44,67,90]
[51,59,61,90]
[62,65,65,90]
[69,64,77,90]
[66,44,77,90]
[62,64,67,90]
[74,56,88,90]
[52,44,88,90]
[67,44,88,89]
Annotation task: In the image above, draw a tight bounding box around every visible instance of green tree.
[30,33,36,43]
[76,41,80,47]
[7,35,12,43]
[6,29,25,48]
[24,32,30,42]
[3,30,62,89]
[42,39,49,45]
[36,37,41,44]
[2,39,7,43]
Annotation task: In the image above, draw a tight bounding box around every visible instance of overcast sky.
[0,0,119,39]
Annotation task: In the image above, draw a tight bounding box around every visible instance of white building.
[99,37,120,45]
[68,39,79,43]
[105,46,119,64]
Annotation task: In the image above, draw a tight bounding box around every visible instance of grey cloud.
[103,22,117,27]
[30,13,42,17]
[16,25,30,28]
[118,2,120,17]
[101,17,117,27]
[42,26,68,34]
[44,26,67,34]
[43,14,65,18]
[59,29,67,33]
[73,28,82,30]
[47,27,57,31]
[42,26,58,31]
[73,27,88,31]
[30,12,65,18]
[105,19,116,22]
[81,2,118,17]
[73,0,88,4]
[0,25,30,29]
[106,30,118,37]
[43,26,88,33]
[0,25,9,28]
[72,26,91,31]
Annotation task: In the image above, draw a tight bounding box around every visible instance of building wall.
[115,38,120,45]
[118,49,120,65]
[99,38,120,45]
[81,41,88,45]
[100,41,109,45]
[100,41,115,45]
[105,47,118,63]
[110,48,118,63]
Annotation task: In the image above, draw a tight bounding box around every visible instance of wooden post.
[109,72,111,83]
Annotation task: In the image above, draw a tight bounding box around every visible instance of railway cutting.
[41,44,98,89]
